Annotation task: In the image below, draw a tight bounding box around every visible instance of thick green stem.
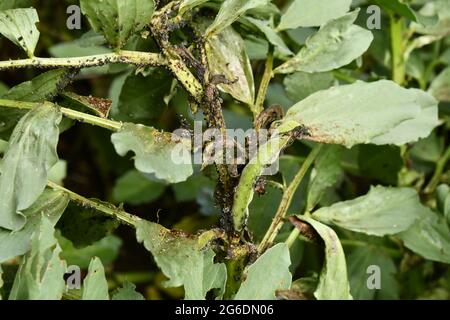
[390,13,406,85]
[258,145,323,253]
[0,51,166,71]
[425,144,450,194]
[47,181,141,227]
[254,46,274,118]
[0,99,122,131]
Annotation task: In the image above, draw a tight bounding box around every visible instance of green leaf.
[0,266,3,300]
[307,145,343,211]
[0,104,62,231]
[245,17,293,56]
[234,243,291,300]
[295,217,352,300]
[57,202,120,248]
[9,217,67,300]
[116,69,172,124]
[0,189,69,263]
[82,257,109,300]
[275,10,373,74]
[374,0,417,22]
[347,247,399,300]
[80,0,155,49]
[283,71,334,102]
[276,80,439,148]
[429,67,450,102]
[59,235,122,269]
[206,25,255,106]
[111,123,193,184]
[205,0,269,37]
[398,208,450,264]
[278,0,352,30]
[112,281,145,300]
[312,186,424,236]
[136,220,227,300]
[113,169,166,205]
[0,8,39,57]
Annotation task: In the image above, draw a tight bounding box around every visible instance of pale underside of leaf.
[206,25,255,106]
[0,8,40,57]
[278,0,352,30]
[234,243,292,300]
[275,10,373,74]
[82,257,110,300]
[0,189,69,263]
[0,104,62,231]
[9,217,67,300]
[312,186,424,236]
[276,80,439,148]
[296,217,352,300]
[111,123,193,184]
[136,220,227,300]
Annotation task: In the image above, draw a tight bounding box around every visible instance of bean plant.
[0,0,449,300]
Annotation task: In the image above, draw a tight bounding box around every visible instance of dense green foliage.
[0,0,449,300]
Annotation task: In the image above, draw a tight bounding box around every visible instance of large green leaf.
[295,217,352,300]
[136,220,227,300]
[205,0,269,37]
[276,80,439,148]
[0,8,39,57]
[205,25,255,106]
[307,145,343,211]
[80,0,155,48]
[312,186,424,236]
[398,208,450,264]
[9,217,67,300]
[111,123,193,184]
[112,281,145,300]
[0,189,69,263]
[0,0,32,10]
[278,0,352,30]
[275,11,373,74]
[234,243,291,300]
[347,247,399,300]
[82,257,109,300]
[0,104,62,231]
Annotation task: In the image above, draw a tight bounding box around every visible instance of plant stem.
[0,51,166,71]
[285,228,300,249]
[0,99,122,131]
[258,145,323,253]
[254,46,274,118]
[425,144,450,194]
[47,181,141,227]
[390,13,406,85]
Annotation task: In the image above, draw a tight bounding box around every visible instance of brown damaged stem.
[0,51,167,71]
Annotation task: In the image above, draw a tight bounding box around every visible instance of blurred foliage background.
[0,0,449,299]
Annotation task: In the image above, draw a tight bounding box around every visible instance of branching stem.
[258,145,323,253]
